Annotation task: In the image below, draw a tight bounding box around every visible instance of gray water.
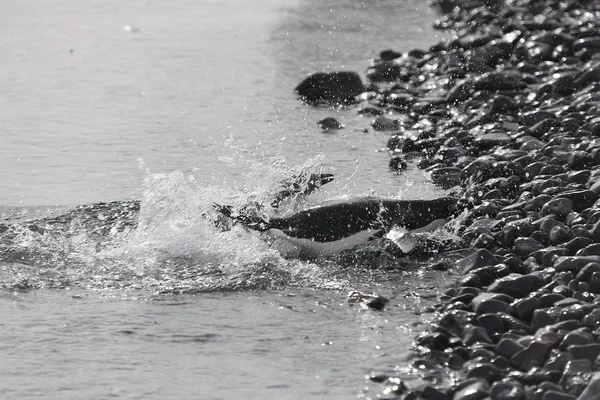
[0,1,454,398]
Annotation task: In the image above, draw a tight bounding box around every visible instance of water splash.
[0,156,349,295]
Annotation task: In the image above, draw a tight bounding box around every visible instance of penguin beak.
[319,173,334,186]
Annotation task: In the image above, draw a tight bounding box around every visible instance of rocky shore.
[297,0,600,398]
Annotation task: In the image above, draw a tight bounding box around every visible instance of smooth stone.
[417,332,450,351]
[496,338,526,360]
[539,293,566,307]
[531,309,557,330]
[473,298,512,315]
[577,243,600,257]
[488,273,544,298]
[577,372,600,400]
[549,226,570,245]
[511,341,554,371]
[555,190,598,212]
[471,264,512,286]
[464,326,493,346]
[541,198,573,220]
[477,314,506,337]
[514,237,545,256]
[513,297,540,323]
[452,379,490,400]
[568,344,600,363]
[318,117,344,130]
[575,263,600,283]
[460,249,499,274]
[423,386,449,400]
[554,256,600,272]
[295,71,364,104]
[466,363,505,383]
[541,391,575,400]
[372,115,400,131]
[545,352,574,372]
[582,309,600,329]
[565,238,595,256]
[489,380,525,400]
[559,332,595,351]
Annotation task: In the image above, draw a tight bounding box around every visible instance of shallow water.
[0,0,452,398]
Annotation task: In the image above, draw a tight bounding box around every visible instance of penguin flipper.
[212,203,271,232]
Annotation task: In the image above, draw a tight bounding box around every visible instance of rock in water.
[318,117,344,131]
[295,71,364,104]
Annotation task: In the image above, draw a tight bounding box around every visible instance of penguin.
[214,197,468,258]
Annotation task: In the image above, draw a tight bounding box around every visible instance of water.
[0,1,455,398]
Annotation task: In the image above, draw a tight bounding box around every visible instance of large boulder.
[295,71,364,104]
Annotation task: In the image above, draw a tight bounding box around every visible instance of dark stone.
[464,326,493,346]
[531,309,557,331]
[565,238,595,256]
[372,115,400,131]
[476,314,506,337]
[490,380,525,400]
[577,244,600,257]
[555,190,598,213]
[541,198,573,220]
[568,344,600,363]
[466,363,505,383]
[417,332,450,351]
[366,295,389,310]
[514,237,545,256]
[513,297,540,322]
[318,117,344,130]
[496,338,525,360]
[541,391,576,400]
[559,331,595,351]
[577,373,600,400]
[452,379,490,400]
[460,249,499,274]
[488,273,544,298]
[473,132,513,150]
[295,71,364,104]
[511,341,554,371]
[554,256,600,273]
[389,156,407,172]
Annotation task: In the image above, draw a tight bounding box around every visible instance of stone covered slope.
[356,0,600,399]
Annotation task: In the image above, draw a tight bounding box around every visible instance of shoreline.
[303,0,600,398]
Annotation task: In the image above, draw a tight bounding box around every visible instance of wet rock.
[514,237,545,257]
[466,363,505,383]
[452,379,490,400]
[318,117,344,130]
[417,332,450,351]
[496,338,525,360]
[490,380,525,400]
[476,314,505,337]
[554,256,600,273]
[464,326,493,346]
[577,373,600,400]
[541,198,573,220]
[295,71,364,104]
[555,190,598,213]
[473,132,513,151]
[513,297,540,323]
[389,156,407,172]
[488,273,544,298]
[568,344,600,363]
[511,340,554,371]
[431,167,462,189]
[372,115,400,131]
[532,309,557,331]
[541,392,575,400]
[460,249,499,274]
